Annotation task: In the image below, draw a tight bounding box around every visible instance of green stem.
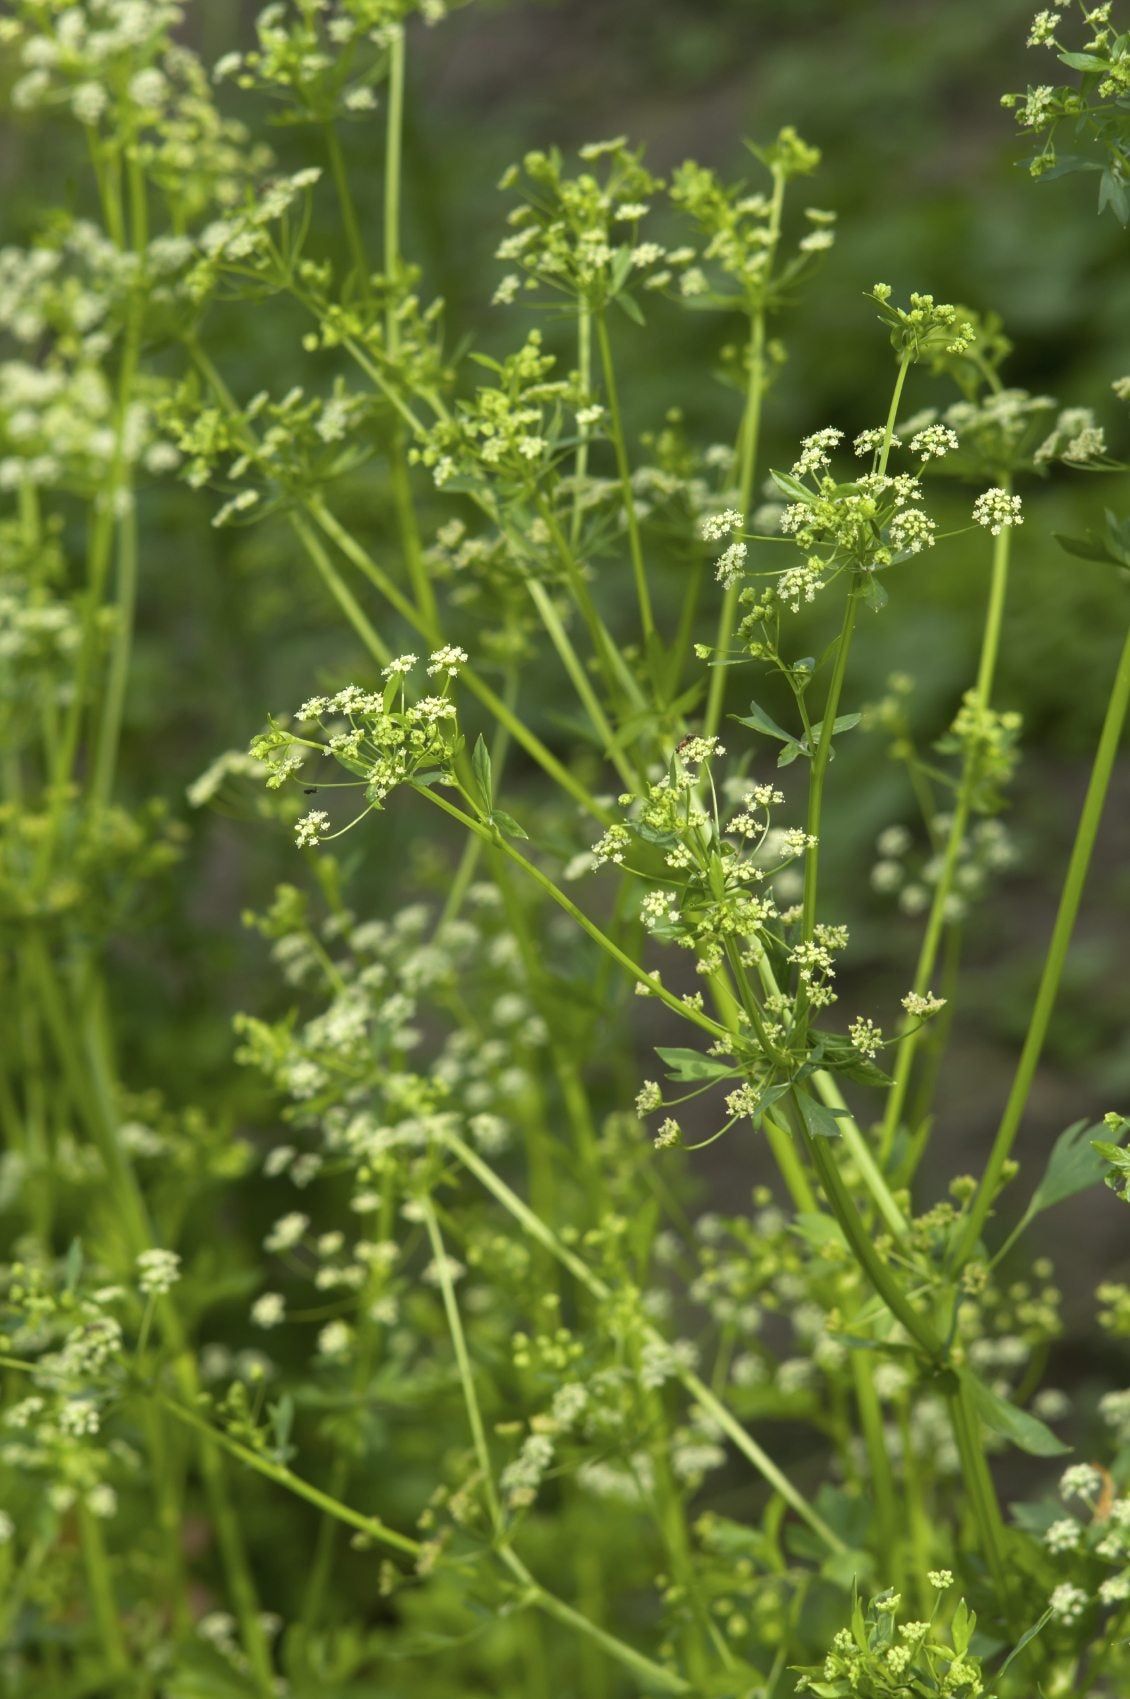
[78,1503,130,1679]
[526,580,637,789]
[499,1548,692,1694]
[325,123,369,284]
[954,618,1130,1266]
[595,308,654,645]
[307,497,608,819]
[420,1196,502,1529]
[945,1378,1014,1621]
[418,788,728,1042]
[443,1131,845,1553]
[798,1098,944,1362]
[157,1391,420,1556]
[880,497,1014,1159]
[384,27,405,324]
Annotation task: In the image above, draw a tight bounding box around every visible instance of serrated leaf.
[471,734,492,816]
[655,1046,738,1082]
[965,1372,1071,1457]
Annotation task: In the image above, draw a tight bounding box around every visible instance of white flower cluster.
[972,487,1024,534]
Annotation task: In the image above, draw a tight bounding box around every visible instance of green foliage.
[0,3,1129,1697]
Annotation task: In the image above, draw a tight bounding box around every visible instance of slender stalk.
[703,165,783,738]
[595,308,654,645]
[417,788,729,1043]
[158,1392,420,1556]
[420,1197,502,1528]
[78,1503,130,1679]
[954,619,1130,1266]
[325,123,369,284]
[799,355,911,966]
[308,497,609,818]
[945,1379,1014,1620]
[499,1548,692,1695]
[443,1130,846,1553]
[880,497,1014,1158]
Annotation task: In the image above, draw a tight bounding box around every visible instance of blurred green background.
[3,0,1128,1360]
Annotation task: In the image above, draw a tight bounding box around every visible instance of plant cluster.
[0,3,1129,1697]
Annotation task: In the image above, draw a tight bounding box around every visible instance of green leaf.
[951,1597,973,1657]
[655,1046,737,1082]
[64,1238,84,1293]
[732,701,796,744]
[615,288,645,326]
[769,468,816,506]
[816,1032,892,1087]
[862,574,888,611]
[491,809,528,841]
[996,1607,1053,1678]
[1026,1119,1109,1217]
[1058,49,1110,70]
[796,1091,847,1139]
[1054,530,1120,564]
[471,734,493,816]
[965,1372,1071,1457]
[1099,168,1130,224]
[808,713,862,743]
